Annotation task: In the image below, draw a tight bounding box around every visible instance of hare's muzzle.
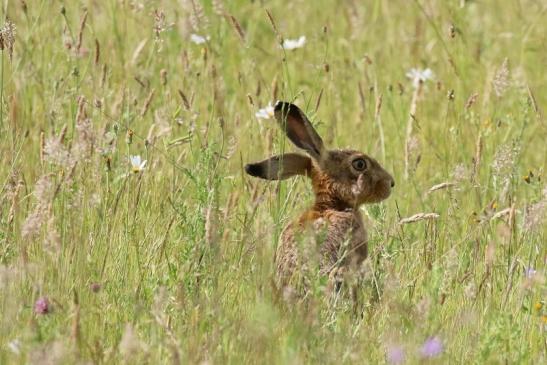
[374,171,395,201]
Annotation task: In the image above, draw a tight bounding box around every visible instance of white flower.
[129,155,147,173]
[8,339,21,355]
[406,68,435,88]
[281,36,306,50]
[255,103,275,120]
[190,34,209,45]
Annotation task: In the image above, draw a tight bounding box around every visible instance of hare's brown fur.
[245,101,394,289]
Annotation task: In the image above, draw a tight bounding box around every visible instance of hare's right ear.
[245,153,311,180]
[274,101,325,161]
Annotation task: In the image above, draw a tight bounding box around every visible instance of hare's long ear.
[274,101,325,161]
[245,153,311,180]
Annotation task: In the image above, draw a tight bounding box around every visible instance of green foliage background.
[0,0,545,363]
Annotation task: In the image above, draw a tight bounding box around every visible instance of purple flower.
[90,282,101,293]
[34,297,50,315]
[525,267,536,279]
[386,345,405,364]
[420,336,443,358]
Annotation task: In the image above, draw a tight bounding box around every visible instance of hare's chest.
[275,210,369,282]
[316,210,368,262]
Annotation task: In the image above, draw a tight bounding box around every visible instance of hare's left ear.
[245,153,311,180]
[274,101,325,161]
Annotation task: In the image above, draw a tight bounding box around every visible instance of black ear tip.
[274,100,285,111]
[245,163,262,177]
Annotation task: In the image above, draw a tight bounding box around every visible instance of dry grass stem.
[404,82,422,179]
[141,89,156,117]
[228,15,246,43]
[490,208,513,221]
[427,182,457,194]
[76,11,88,53]
[399,212,440,225]
[471,133,483,183]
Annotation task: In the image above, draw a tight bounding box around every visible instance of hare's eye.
[352,158,367,171]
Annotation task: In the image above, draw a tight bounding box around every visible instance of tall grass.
[0,0,545,363]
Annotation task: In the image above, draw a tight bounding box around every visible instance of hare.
[245,101,394,290]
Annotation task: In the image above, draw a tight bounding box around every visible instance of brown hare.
[245,101,394,291]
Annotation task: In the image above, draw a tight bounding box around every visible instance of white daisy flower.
[406,68,435,88]
[190,34,209,45]
[255,103,275,120]
[281,36,306,50]
[129,155,147,173]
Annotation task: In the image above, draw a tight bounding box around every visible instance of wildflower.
[255,102,275,120]
[406,68,434,88]
[281,36,306,50]
[190,33,209,45]
[420,336,443,358]
[525,268,537,279]
[34,297,50,315]
[90,282,101,293]
[129,155,147,173]
[386,345,405,365]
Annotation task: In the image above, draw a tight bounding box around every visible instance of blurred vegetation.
[0,0,545,363]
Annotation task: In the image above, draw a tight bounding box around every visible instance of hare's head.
[245,102,394,209]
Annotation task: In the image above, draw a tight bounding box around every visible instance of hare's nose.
[390,179,395,188]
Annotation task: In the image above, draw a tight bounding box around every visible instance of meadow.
[0,0,546,363]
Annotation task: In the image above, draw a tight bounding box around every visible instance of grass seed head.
[0,19,16,60]
[399,213,439,225]
[493,58,510,97]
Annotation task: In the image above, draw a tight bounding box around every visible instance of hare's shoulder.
[301,209,364,232]
[281,208,366,243]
